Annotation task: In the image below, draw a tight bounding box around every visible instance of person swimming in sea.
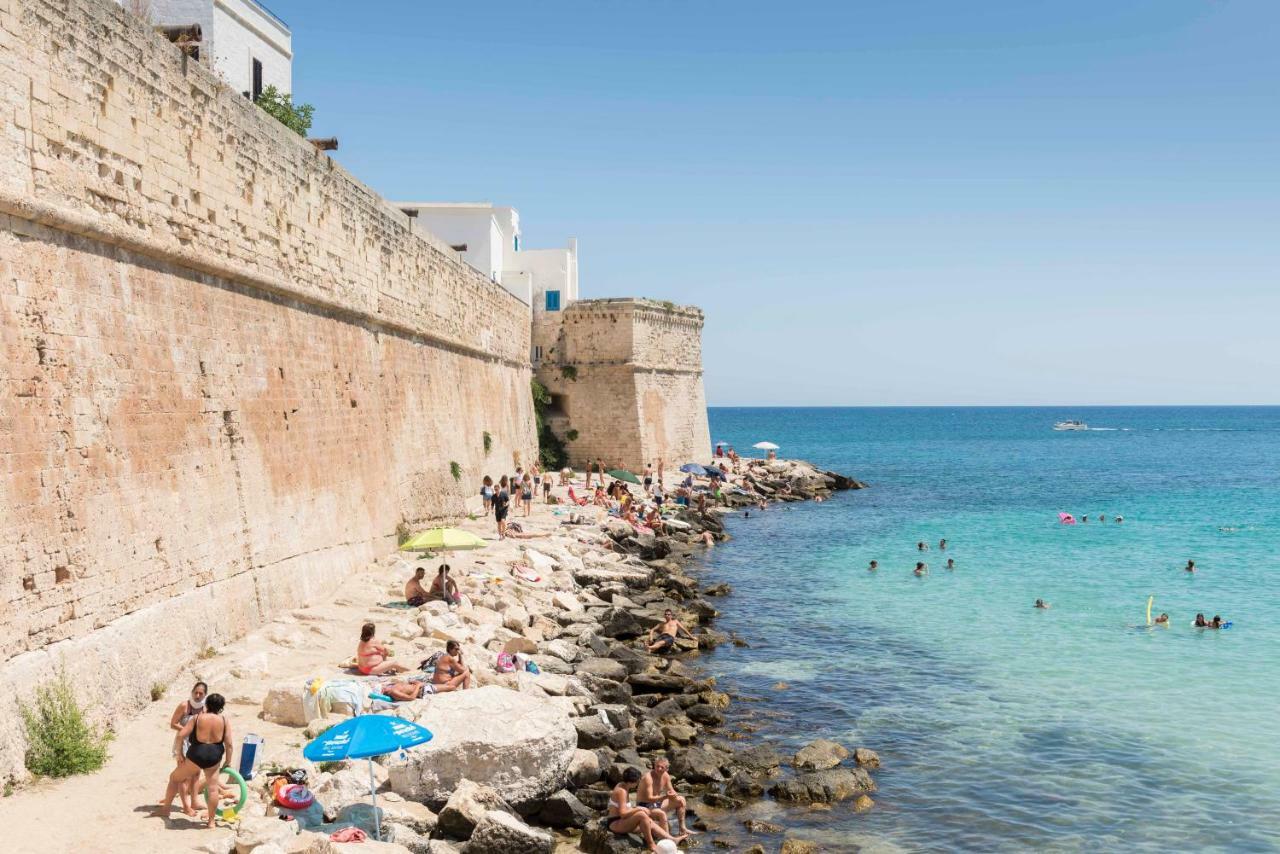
[914,561,927,576]
[868,560,878,572]
[1081,515,1088,523]
[1035,599,1051,609]
[1185,559,1196,573]
[1154,612,1170,626]
[945,558,955,570]
[938,538,947,550]
[1193,613,1209,628]
[1099,514,1106,522]
[917,541,928,552]
[1115,515,1124,523]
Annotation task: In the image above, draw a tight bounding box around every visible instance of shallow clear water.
[699,407,1280,852]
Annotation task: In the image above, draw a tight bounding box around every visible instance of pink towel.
[330,826,368,842]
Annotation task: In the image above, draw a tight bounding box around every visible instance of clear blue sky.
[270,0,1279,405]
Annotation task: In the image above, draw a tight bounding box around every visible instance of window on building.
[513,234,520,251]
[545,290,561,312]
[251,58,263,100]
[533,345,543,362]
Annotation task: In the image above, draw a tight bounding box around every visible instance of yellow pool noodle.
[1146,595,1154,627]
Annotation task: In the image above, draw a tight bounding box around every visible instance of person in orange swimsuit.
[356,622,407,676]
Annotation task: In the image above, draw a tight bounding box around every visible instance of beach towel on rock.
[330,826,367,842]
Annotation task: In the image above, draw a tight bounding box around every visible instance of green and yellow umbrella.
[399,527,486,552]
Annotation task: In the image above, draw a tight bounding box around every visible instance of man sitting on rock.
[636,756,695,837]
[647,609,695,655]
[405,566,429,607]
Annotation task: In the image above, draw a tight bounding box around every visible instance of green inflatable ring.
[199,766,248,818]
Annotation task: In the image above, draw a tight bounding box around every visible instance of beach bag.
[525,660,540,675]
[419,652,444,673]
[496,652,517,673]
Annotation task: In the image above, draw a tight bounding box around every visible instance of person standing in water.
[868,560,878,572]
[945,558,955,570]
[938,538,947,550]
[1185,560,1196,573]
[914,562,927,576]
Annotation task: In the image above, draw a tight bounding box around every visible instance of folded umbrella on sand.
[607,469,642,485]
[303,715,433,840]
[399,527,486,552]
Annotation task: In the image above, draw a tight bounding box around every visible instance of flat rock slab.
[387,686,576,811]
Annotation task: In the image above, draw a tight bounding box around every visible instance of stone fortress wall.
[0,0,537,779]
[534,299,711,472]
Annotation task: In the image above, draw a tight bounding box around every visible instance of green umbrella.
[399,527,487,551]
[607,469,642,485]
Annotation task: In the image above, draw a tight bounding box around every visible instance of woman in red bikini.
[356,622,408,676]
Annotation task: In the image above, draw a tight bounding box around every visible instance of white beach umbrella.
[752,441,779,451]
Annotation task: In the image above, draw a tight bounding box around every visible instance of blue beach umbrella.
[303,714,433,839]
[679,463,706,474]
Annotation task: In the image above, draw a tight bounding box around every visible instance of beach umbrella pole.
[369,758,380,840]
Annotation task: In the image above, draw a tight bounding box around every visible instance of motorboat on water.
[1053,420,1088,431]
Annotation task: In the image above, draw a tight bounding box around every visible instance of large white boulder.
[262,683,307,727]
[234,814,298,853]
[387,686,576,810]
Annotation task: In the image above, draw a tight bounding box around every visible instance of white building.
[122,0,292,99]
[395,202,579,315]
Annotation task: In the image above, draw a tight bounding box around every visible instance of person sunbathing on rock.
[405,566,429,606]
[647,610,695,654]
[357,622,408,676]
[604,767,686,851]
[636,756,696,837]
[503,522,552,539]
[383,679,433,701]
[431,641,471,692]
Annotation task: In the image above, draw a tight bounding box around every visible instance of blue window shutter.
[545,290,561,311]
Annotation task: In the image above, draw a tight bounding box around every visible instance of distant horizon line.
[705,403,1280,409]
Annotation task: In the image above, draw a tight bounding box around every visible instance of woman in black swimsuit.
[161,693,234,828]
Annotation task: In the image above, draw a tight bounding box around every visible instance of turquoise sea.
[699,407,1280,852]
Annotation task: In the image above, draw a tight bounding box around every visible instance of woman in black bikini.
[161,693,234,828]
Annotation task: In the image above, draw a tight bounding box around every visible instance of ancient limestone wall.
[535,299,710,471]
[0,0,535,779]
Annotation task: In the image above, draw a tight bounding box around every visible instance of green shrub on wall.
[531,379,568,469]
[482,431,493,455]
[450,461,463,482]
[255,85,315,136]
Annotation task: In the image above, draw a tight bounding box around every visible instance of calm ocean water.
[699,407,1280,853]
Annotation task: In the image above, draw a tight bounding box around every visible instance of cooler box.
[239,734,264,780]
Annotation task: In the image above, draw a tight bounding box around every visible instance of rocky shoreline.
[237,458,876,854]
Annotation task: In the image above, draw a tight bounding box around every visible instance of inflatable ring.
[275,783,314,810]
[201,766,248,818]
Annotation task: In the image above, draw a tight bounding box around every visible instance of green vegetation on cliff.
[531,378,568,469]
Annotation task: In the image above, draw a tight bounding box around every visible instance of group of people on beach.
[605,757,694,848]
[357,621,472,697]
[159,682,235,827]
